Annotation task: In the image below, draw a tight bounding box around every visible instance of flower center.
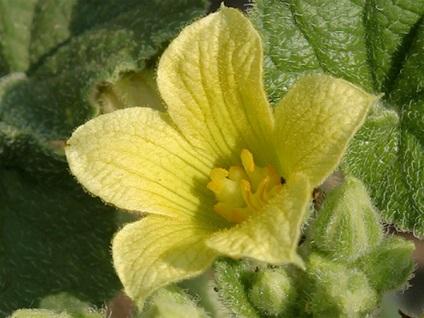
[207,149,284,223]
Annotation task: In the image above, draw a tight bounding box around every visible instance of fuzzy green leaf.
[0,168,121,316]
[365,0,424,93]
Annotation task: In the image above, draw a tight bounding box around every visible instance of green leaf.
[364,0,424,93]
[252,0,424,236]
[251,0,373,103]
[28,0,77,68]
[0,168,121,316]
[343,16,424,235]
[1,0,207,75]
[250,1,322,104]
[289,0,373,90]
[0,0,37,74]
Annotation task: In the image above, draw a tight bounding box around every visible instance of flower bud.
[248,267,296,316]
[307,254,377,317]
[93,69,163,113]
[308,177,383,262]
[140,285,209,318]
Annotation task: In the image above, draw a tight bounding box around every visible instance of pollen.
[207,149,284,223]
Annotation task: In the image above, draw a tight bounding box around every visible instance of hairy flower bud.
[308,177,383,261]
[307,254,377,317]
[248,267,296,316]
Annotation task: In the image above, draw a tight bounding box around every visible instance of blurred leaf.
[252,0,424,236]
[9,292,105,318]
[0,167,121,316]
[39,292,91,311]
[28,0,77,68]
[0,0,37,74]
[9,308,103,318]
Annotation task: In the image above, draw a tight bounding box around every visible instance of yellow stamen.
[208,149,284,223]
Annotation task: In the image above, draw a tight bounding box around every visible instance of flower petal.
[274,75,376,186]
[112,215,218,306]
[206,173,310,267]
[65,107,221,221]
[157,7,274,166]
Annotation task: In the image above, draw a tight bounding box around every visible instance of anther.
[208,149,283,223]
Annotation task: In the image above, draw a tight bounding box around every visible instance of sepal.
[354,235,415,293]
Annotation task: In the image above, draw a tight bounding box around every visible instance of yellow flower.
[65,7,376,306]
